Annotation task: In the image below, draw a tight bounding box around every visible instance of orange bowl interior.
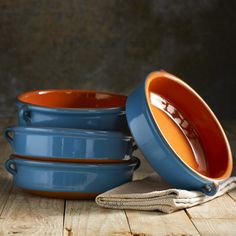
[17,90,127,109]
[145,71,232,180]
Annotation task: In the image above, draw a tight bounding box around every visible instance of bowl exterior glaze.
[5,157,139,197]
[126,73,221,195]
[4,126,133,160]
[16,101,129,132]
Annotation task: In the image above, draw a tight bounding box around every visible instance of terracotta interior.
[145,72,232,179]
[17,90,127,109]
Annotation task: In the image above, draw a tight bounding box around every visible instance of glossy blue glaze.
[16,101,129,132]
[5,156,139,194]
[126,78,218,195]
[4,126,133,160]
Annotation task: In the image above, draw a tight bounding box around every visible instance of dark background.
[0,0,235,119]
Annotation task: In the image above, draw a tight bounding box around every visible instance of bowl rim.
[6,125,133,140]
[144,71,233,182]
[16,89,127,112]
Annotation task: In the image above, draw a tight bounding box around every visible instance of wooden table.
[0,116,236,236]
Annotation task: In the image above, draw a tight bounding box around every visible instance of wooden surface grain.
[126,210,200,235]
[0,187,65,236]
[64,201,131,236]
[0,167,12,215]
[0,117,236,236]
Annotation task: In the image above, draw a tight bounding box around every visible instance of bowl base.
[23,189,98,200]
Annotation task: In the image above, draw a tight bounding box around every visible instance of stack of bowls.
[4,90,140,199]
[5,71,231,198]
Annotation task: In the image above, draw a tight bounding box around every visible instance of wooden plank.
[64,200,131,236]
[192,219,236,236]
[0,167,12,215]
[0,187,65,236]
[125,210,199,236]
[187,194,236,219]
[228,187,236,202]
[186,194,236,236]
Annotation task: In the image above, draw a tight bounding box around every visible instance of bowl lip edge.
[16,89,127,112]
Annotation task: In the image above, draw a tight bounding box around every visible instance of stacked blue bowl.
[4,90,140,199]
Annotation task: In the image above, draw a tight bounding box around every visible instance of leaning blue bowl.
[126,71,232,195]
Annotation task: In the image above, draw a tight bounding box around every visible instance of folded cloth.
[95,173,236,213]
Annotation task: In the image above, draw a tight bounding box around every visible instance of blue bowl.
[5,156,140,199]
[4,126,134,161]
[16,90,129,132]
[126,71,232,195]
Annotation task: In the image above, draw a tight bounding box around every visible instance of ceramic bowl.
[126,71,232,195]
[16,90,129,132]
[4,126,134,161]
[5,156,140,199]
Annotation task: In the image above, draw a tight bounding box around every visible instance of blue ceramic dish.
[5,156,140,199]
[4,126,133,161]
[16,90,129,132]
[126,71,232,195]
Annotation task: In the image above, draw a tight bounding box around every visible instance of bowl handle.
[201,182,219,196]
[5,159,17,176]
[19,105,31,125]
[3,127,14,146]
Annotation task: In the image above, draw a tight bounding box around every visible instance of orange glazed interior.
[145,71,232,180]
[17,90,127,109]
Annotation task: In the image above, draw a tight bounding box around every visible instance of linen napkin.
[96,173,236,213]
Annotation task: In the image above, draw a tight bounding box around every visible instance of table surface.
[0,116,236,236]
